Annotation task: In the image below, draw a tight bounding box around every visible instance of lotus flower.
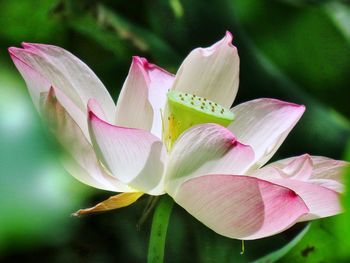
[9,32,347,240]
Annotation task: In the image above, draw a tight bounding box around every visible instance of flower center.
[163,90,235,151]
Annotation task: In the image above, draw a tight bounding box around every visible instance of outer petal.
[307,156,347,193]
[228,98,305,171]
[41,88,132,192]
[9,48,92,139]
[9,43,115,121]
[115,57,174,138]
[165,124,255,193]
[255,155,347,191]
[253,154,313,181]
[89,100,166,195]
[252,155,345,221]
[307,179,344,193]
[171,174,308,240]
[9,48,52,111]
[268,179,341,222]
[253,154,348,193]
[73,192,144,216]
[172,32,239,108]
[309,156,348,181]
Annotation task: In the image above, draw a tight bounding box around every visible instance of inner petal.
[164,90,235,150]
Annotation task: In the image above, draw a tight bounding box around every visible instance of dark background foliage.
[0,0,350,262]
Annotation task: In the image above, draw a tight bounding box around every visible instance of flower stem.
[137,196,160,231]
[147,195,174,263]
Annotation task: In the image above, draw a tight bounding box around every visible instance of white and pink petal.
[171,174,308,240]
[89,101,166,195]
[172,32,239,108]
[115,56,174,138]
[9,47,51,111]
[9,48,92,139]
[307,179,344,193]
[9,43,115,122]
[310,156,348,182]
[41,88,132,192]
[165,124,255,193]
[251,155,346,221]
[267,179,341,222]
[258,154,313,181]
[228,98,305,171]
[256,154,347,189]
[146,59,175,137]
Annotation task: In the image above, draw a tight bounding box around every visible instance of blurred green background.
[1,0,350,262]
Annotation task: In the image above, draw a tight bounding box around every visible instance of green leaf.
[230,0,350,117]
[0,0,65,42]
[253,224,310,263]
[65,3,180,67]
[282,218,346,262]
[333,141,350,260]
[227,0,350,158]
[96,4,180,66]
[68,13,130,58]
[169,0,184,18]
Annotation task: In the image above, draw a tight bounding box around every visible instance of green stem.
[147,195,174,263]
[137,196,160,231]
